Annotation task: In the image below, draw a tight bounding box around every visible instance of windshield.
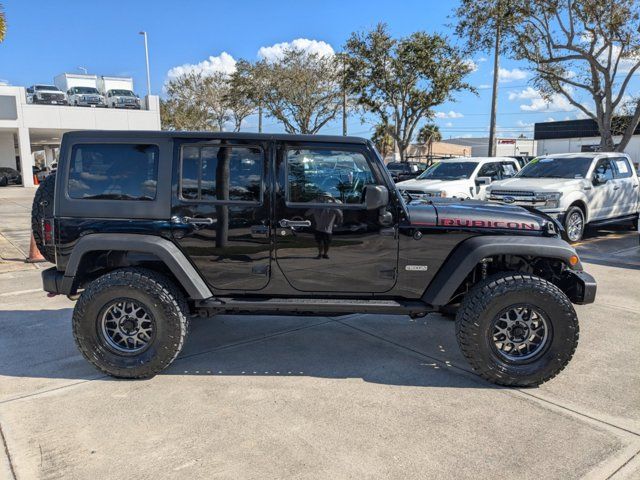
[517,156,593,178]
[110,89,135,96]
[35,85,59,91]
[0,167,16,174]
[418,161,478,180]
[75,87,99,94]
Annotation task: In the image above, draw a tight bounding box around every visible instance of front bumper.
[561,270,597,305]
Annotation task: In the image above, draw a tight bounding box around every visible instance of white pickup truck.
[487,153,640,242]
[396,157,520,200]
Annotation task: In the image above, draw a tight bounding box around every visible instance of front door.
[589,158,616,220]
[171,138,271,291]
[274,142,399,293]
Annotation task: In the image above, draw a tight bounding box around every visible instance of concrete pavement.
[1,187,639,479]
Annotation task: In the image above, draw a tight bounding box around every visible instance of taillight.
[43,219,53,244]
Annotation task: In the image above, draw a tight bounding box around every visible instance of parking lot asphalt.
[1,186,639,479]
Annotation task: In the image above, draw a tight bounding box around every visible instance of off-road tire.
[0,176,7,187]
[72,268,189,379]
[30,173,56,262]
[455,273,579,387]
[563,206,585,243]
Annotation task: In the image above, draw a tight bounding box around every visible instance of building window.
[68,144,158,200]
[181,145,263,202]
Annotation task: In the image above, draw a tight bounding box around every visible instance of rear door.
[274,141,399,293]
[611,156,639,216]
[171,138,272,291]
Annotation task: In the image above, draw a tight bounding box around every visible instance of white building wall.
[0,131,15,169]
[537,136,640,169]
[0,84,161,187]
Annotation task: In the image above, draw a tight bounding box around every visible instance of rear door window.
[180,145,263,203]
[68,144,159,200]
[611,157,633,179]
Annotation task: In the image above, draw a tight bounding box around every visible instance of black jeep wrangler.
[33,131,596,386]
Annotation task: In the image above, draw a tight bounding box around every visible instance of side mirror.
[365,185,389,210]
[475,176,492,186]
[593,173,607,185]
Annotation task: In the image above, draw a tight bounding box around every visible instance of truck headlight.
[534,192,562,208]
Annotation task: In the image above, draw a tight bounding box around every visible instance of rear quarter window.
[68,144,159,200]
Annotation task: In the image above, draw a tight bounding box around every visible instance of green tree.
[229,60,266,132]
[453,0,518,156]
[456,0,640,152]
[0,4,6,43]
[371,123,394,157]
[512,0,640,152]
[344,23,474,162]
[252,47,343,134]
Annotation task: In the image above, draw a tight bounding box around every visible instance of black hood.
[406,198,554,234]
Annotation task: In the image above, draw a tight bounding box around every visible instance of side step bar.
[197,297,433,316]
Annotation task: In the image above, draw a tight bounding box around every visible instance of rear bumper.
[42,267,67,295]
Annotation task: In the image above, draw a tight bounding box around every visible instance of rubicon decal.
[439,218,540,230]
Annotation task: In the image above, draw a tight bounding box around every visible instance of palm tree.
[0,4,6,43]
[417,124,442,160]
[371,123,394,159]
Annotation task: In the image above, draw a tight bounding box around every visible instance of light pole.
[139,31,151,97]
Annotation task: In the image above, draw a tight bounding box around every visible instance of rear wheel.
[455,273,579,387]
[72,268,189,379]
[0,176,7,187]
[563,206,585,243]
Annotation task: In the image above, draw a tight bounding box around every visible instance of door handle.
[279,219,311,228]
[613,186,620,191]
[633,184,638,189]
[175,216,215,225]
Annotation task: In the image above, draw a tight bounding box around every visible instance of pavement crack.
[0,419,17,480]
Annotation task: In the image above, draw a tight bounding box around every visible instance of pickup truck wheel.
[563,206,584,243]
[72,268,189,379]
[455,273,579,387]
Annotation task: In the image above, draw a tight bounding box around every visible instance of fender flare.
[61,234,212,299]
[421,235,581,306]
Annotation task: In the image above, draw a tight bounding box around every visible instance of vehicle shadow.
[576,226,640,270]
[0,308,490,391]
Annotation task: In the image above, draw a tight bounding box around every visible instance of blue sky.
[0,0,600,139]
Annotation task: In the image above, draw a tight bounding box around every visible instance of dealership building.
[445,137,538,158]
[534,118,640,169]
[0,84,160,187]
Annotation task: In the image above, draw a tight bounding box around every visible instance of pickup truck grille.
[490,190,535,197]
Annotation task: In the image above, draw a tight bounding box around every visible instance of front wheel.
[72,268,189,379]
[563,206,585,243]
[455,273,579,387]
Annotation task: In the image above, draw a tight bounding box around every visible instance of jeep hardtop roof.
[61,130,371,145]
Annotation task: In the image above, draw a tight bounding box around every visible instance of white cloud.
[516,120,534,128]
[0,79,8,86]
[508,86,575,112]
[445,122,454,127]
[257,38,334,62]
[498,67,528,82]
[166,52,237,80]
[477,57,488,63]
[545,117,556,122]
[477,84,491,90]
[435,110,464,119]
[508,86,539,101]
[463,59,478,72]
